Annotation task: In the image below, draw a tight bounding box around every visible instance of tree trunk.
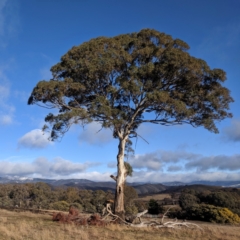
[114,137,127,219]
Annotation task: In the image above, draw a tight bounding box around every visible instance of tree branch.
[110,175,117,181]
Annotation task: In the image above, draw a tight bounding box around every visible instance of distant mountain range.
[162,180,240,188]
[0,177,239,195]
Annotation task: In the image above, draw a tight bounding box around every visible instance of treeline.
[0,182,140,215]
[171,188,240,223]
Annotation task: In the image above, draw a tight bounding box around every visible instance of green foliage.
[179,193,199,210]
[148,199,162,214]
[206,192,235,208]
[28,28,233,141]
[91,190,107,213]
[62,187,81,203]
[124,162,133,177]
[125,204,138,215]
[177,187,240,222]
[124,139,135,160]
[0,183,115,213]
[124,185,138,214]
[70,202,83,211]
[83,202,96,213]
[186,204,240,224]
[50,201,69,211]
[135,200,148,212]
[179,188,240,217]
[167,206,182,218]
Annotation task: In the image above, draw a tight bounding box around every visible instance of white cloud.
[18,129,52,149]
[185,154,240,172]
[49,157,100,175]
[0,157,100,177]
[128,150,200,171]
[223,119,240,142]
[129,171,240,183]
[129,153,162,170]
[79,122,113,145]
[126,149,240,173]
[62,171,113,182]
[1,153,240,182]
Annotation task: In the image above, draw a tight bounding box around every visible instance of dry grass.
[0,209,240,240]
[137,193,171,201]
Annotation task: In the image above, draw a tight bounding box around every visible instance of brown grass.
[137,193,171,201]
[0,209,240,240]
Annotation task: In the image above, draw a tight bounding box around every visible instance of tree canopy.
[28,28,233,215]
[29,29,233,140]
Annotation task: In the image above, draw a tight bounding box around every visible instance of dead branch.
[52,202,203,231]
[129,207,203,230]
[161,206,174,224]
[110,175,117,181]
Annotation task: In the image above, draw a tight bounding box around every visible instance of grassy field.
[0,209,240,240]
[137,193,171,201]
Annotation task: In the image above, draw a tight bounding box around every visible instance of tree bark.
[114,137,127,218]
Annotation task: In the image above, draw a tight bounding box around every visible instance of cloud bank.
[128,150,240,172]
[129,171,240,183]
[1,151,240,182]
[18,129,52,149]
[0,157,99,178]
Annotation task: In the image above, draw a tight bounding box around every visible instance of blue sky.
[0,0,240,182]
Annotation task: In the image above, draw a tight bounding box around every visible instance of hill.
[0,177,239,195]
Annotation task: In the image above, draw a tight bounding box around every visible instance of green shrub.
[179,193,199,210]
[50,201,69,211]
[83,202,96,213]
[125,204,138,215]
[70,202,83,211]
[186,204,240,223]
[148,199,163,214]
[135,201,148,212]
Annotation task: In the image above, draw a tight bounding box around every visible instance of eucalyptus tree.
[28,29,233,217]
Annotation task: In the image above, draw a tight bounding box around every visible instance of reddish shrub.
[53,210,106,226]
[69,206,79,216]
[88,214,106,226]
[52,212,67,222]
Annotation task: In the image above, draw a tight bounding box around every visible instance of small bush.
[70,202,83,212]
[69,206,79,216]
[125,204,138,215]
[179,193,199,210]
[135,201,148,212]
[52,212,67,222]
[148,199,163,214]
[88,214,106,226]
[50,201,69,211]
